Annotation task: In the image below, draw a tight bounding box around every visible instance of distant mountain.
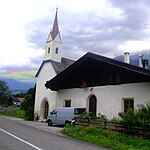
[114,51,150,69]
[0,78,35,92]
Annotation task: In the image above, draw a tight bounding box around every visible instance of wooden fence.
[75,118,150,138]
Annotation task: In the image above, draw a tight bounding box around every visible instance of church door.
[44,101,49,119]
[89,95,97,115]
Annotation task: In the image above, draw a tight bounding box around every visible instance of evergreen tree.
[0,80,12,106]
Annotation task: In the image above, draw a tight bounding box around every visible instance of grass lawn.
[62,125,150,150]
[0,106,25,119]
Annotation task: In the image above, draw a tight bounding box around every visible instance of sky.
[1,0,150,76]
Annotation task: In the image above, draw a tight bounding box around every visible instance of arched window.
[55,47,58,54]
[48,47,50,54]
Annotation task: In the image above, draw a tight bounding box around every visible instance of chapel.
[34,9,150,120]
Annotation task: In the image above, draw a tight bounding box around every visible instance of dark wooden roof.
[35,58,75,77]
[45,52,150,91]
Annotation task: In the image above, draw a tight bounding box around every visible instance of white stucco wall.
[56,82,150,119]
[34,62,57,120]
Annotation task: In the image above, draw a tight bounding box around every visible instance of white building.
[34,9,74,120]
[34,9,150,120]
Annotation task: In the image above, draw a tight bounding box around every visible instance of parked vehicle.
[46,107,85,126]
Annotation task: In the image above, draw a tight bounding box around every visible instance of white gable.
[34,62,57,120]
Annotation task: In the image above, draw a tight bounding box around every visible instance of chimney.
[139,54,143,68]
[124,52,130,64]
[142,59,149,69]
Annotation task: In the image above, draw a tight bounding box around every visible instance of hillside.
[0,78,35,92]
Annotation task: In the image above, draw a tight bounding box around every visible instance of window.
[64,100,71,107]
[51,109,57,114]
[55,47,58,54]
[124,99,134,113]
[74,108,86,115]
[48,47,50,54]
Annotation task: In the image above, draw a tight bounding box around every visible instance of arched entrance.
[40,98,49,120]
[89,95,97,115]
[44,101,49,119]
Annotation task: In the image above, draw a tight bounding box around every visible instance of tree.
[21,86,36,120]
[0,80,12,106]
[13,92,26,98]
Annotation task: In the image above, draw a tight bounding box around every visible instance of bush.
[96,113,108,122]
[120,103,150,137]
[77,112,96,120]
[135,103,150,126]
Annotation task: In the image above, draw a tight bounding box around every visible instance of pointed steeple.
[45,8,62,62]
[51,8,59,40]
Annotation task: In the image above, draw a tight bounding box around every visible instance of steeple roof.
[50,8,59,40]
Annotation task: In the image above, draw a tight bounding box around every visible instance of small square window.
[124,99,134,113]
[64,100,71,107]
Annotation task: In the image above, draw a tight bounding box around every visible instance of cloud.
[1,0,150,73]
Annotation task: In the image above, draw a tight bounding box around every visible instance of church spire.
[51,8,59,40]
[45,8,62,62]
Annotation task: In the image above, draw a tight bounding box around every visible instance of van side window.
[51,109,57,114]
[64,100,71,107]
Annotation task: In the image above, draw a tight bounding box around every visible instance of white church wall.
[34,62,57,120]
[56,82,150,119]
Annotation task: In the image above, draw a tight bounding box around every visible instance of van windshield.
[74,108,85,115]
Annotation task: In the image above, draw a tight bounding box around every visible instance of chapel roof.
[45,52,150,91]
[51,57,75,74]
[35,57,75,77]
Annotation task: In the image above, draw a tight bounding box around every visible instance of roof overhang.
[45,52,150,91]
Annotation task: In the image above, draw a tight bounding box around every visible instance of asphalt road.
[0,116,109,150]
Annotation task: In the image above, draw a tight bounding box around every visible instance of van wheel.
[65,121,70,126]
[47,120,52,126]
